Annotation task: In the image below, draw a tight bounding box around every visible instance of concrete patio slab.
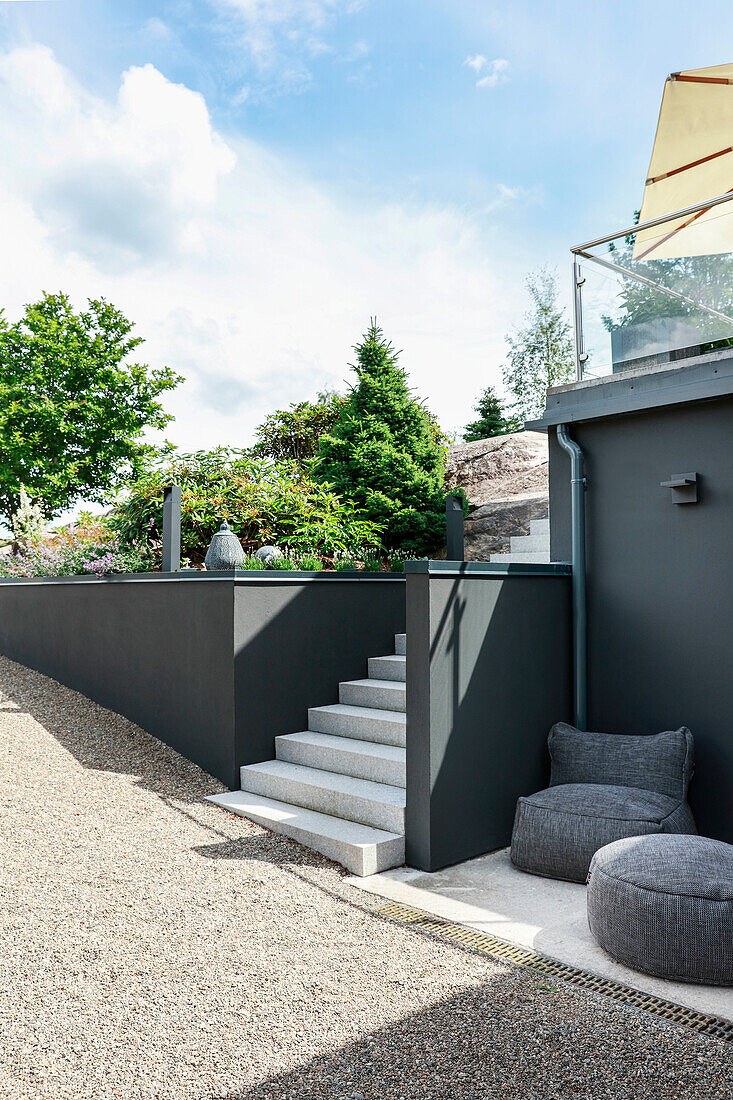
[347,847,733,1023]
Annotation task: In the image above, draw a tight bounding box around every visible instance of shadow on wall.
[0,575,405,790]
[232,578,406,779]
[408,569,572,872]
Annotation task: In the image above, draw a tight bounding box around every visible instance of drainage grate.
[372,901,733,1043]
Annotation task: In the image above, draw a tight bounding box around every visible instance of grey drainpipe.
[556,424,587,730]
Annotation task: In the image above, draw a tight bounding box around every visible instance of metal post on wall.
[445,495,465,562]
[572,258,586,382]
[162,484,182,573]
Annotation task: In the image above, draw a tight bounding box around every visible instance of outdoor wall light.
[660,472,699,504]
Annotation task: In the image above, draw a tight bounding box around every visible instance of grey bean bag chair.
[587,834,733,985]
[510,723,696,883]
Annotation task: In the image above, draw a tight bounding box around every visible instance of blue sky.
[1,0,733,449]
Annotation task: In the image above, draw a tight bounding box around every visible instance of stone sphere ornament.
[204,522,245,570]
[255,545,283,568]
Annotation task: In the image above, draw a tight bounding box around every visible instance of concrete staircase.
[207,633,407,877]
[489,516,550,564]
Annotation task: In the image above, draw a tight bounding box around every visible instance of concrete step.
[339,678,406,713]
[367,654,406,683]
[509,533,550,553]
[275,731,405,788]
[308,703,405,747]
[239,760,405,833]
[530,518,549,538]
[206,790,403,877]
[394,633,406,656]
[489,550,551,563]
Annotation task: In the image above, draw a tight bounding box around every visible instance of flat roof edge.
[529,357,733,429]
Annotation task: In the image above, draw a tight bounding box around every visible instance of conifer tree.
[463,386,512,441]
[316,321,447,556]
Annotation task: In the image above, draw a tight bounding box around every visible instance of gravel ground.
[0,654,731,1100]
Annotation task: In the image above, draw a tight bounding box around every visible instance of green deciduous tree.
[253,389,346,465]
[0,292,182,525]
[502,268,574,422]
[315,320,447,557]
[463,385,515,441]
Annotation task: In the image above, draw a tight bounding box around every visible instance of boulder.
[447,431,549,560]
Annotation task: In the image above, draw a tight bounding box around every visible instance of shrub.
[0,513,154,578]
[110,447,381,567]
[316,321,447,557]
[253,390,347,465]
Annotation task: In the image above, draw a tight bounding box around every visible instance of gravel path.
[0,655,731,1100]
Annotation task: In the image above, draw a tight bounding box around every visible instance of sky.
[1,0,733,453]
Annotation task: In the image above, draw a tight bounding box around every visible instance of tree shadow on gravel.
[0,655,227,804]
[0,656,386,896]
[203,979,733,1100]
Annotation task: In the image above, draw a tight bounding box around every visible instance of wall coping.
[404,560,571,576]
[0,569,406,587]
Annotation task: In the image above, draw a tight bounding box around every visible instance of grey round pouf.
[587,834,733,986]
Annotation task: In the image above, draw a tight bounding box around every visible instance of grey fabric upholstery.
[588,834,733,986]
[549,722,694,800]
[510,724,697,883]
[511,783,696,884]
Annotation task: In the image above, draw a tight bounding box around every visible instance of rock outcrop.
[446,431,549,560]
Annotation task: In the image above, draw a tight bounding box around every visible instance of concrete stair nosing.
[490,550,552,563]
[367,654,406,683]
[239,759,405,833]
[275,730,405,788]
[339,677,406,713]
[509,533,550,553]
[307,703,406,747]
[206,791,404,877]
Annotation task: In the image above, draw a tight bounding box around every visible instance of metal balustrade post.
[162,484,182,573]
[445,495,465,562]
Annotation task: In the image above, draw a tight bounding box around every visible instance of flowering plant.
[0,514,154,578]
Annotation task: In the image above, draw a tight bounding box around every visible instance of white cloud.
[143,17,173,41]
[0,50,235,267]
[464,54,510,89]
[216,0,360,97]
[464,54,487,74]
[0,45,522,457]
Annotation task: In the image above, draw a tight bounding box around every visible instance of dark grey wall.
[0,575,236,784]
[405,563,572,872]
[0,573,406,791]
[548,394,733,842]
[233,576,406,768]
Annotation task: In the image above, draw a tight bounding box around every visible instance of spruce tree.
[316,321,447,557]
[463,386,511,441]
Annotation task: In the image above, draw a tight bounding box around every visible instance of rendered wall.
[0,574,236,783]
[547,386,733,842]
[405,562,572,872]
[233,576,406,770]
[0,572,406,790]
